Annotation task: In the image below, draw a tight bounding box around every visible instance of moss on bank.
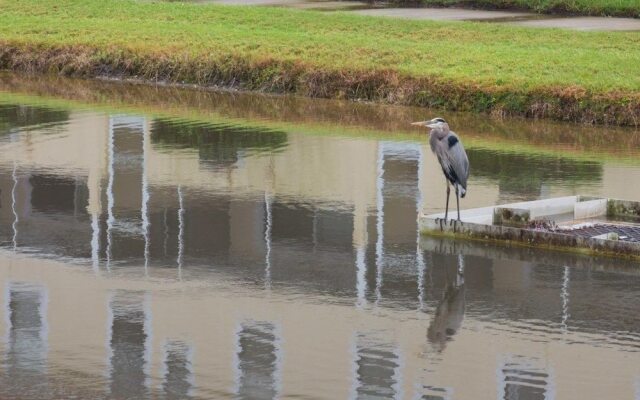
[1,0,640,125]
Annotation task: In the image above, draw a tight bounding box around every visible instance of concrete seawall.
[419,196,640,260]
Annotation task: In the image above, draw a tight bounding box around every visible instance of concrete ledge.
[575,198,607,219]
[419,196,640,260]
[607,198,640,219]
[420,236,640,274]
[493,207,530,227]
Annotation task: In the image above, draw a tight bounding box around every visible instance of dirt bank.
[1,42,639,126]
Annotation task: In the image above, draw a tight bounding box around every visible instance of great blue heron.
[427,253,465,352]
[412,117,469,222]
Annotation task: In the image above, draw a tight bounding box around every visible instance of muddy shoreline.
[2,42,639,126]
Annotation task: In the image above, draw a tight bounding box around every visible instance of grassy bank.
[398,0,640,18]
[1,0,640,125]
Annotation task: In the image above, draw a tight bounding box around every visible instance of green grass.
[1,0,639,91]
[410,0,640,18]
[1,0,640,124]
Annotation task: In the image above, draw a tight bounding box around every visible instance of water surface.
[0,73,639,399]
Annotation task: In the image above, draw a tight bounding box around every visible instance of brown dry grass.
[1,42,640,126]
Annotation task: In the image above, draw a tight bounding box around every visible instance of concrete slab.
[509,16,640,31]
[420,236,640,273]
[350,7,535,21]
[419,196,640,260]
[575,198,607,219]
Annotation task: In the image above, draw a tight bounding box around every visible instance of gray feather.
[430,130,469,193]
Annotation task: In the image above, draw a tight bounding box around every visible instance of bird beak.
[412,120,439,128]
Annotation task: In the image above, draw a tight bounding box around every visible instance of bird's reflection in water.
[427,254,466,352]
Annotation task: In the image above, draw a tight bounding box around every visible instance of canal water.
[0,73,639,399]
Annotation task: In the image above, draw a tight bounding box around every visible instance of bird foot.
[449,219,464,233]
[435,217,447,231]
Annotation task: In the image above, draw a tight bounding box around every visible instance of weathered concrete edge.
[420,236,640,273]
[1,42,640,126]
[419,219,640,261]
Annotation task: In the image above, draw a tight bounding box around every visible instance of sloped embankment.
[1,0,639,126]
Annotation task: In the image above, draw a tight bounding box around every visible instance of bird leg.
[456,186,461,222]
[444,185,450,222]
[456,253,465,287]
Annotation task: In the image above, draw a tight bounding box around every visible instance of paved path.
[350,7,640,31]
[351,7,534,21]
[509,16,640,31]
[213,0,367,10]
[209,0,640,31]
[214,0,304,5]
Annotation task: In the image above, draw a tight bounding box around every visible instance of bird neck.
[430,127,449,140]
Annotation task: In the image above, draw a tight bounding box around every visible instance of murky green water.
[0,73,639,399]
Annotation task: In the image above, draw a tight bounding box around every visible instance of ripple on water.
[1,81,640,399]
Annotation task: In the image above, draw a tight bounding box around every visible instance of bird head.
[411,117,448,130]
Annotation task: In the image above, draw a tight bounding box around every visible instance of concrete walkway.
[212,0,368,10]
[350,7,640,30]
[509,16,640,31]
[351,7,534,21]
[209,0,640,31]
[351,7,640,31]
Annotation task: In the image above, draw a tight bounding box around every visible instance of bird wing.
[442,133,469,189]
